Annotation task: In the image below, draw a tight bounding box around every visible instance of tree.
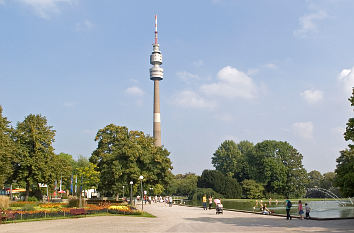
[211,140,242,177]
[167,173,198,197]
[241,179,264,199]
[76,162,100,192]
[307,170,323,188]
[13,114,56,200]
[335,88,354,197]
[51,153,75,192]
[0,106,16,187]
[253,140,308,198]
[321,172,336,190]
[197,170,242,198]
[90,124,172,197]
[234,141,255,182]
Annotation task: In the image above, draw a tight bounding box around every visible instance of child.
[298,200,304,220]
[305,203,311,219]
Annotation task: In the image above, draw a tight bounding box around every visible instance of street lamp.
[122,185,125,199]
[139,175,144,211]
[129,181,133,205]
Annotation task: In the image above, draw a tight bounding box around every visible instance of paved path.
[0,203,353,232]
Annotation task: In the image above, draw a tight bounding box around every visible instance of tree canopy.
[13,114,56,200]
[90,124,172,197]
[335,88,354,197]
[0,106,16,187]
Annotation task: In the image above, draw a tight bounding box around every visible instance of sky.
[0,0,353,175]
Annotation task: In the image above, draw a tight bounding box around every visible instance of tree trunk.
[25,180,30,201]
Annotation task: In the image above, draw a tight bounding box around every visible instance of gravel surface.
[0,203,353,232]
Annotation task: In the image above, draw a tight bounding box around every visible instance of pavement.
[0,203,353,232]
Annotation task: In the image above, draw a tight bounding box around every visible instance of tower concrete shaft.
[153,80,161,147]
[149,15,163,147]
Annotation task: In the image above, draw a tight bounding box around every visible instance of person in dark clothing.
[285,199,292,220]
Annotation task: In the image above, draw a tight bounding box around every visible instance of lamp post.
[129,181,133,205]
[122,185,125,199]
[139,175,144,211]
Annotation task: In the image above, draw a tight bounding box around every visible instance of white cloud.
[294,10,327,38]
[176,71,199,83]
[173,90,216,109]
[125,86,144,96]
[213,113,233,122]
[292,121,314,140]
[338,67,354,96]
[17,0,73,19]
[264,63,278,69]
[0,0,5,5]
[247,68,259,76]
[200,66,258,99]
[300,89,324,104]
[76,19,94,31]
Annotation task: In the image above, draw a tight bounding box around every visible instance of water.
[185,199,354,219]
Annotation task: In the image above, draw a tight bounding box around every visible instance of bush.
[198,170,242,198]
[242,179,264,199]
[191,188,223,201]
[0,195,9,210]
[28,196,38,202]
[67,198,86,207]
[22,203,36,211]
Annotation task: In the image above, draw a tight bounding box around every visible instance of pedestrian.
[298,200,304,220]
[169,196,173,207]
[202,195,207,210]
[285,199,292,220]
[208,196,213,210]
[305,203,311,219]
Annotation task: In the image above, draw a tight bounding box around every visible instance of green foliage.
[28,196,38,202]
[211,140,242,177]
[335,149,354,196]
[76,162,100,191]
[22,203,36,211]
[307,170,323,188]
[0,106,16,187]
[252,140,307,198]
[191,188,223,201]
[197,170,242,198]
[335,88,354,197]
[90,124,172,197]
[67,198,81,207]
[167,173,198,197]
[212,139,308,198]
[241,179,264,199]
[13,114,56,200]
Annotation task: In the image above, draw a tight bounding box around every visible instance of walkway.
[0,203,353,232]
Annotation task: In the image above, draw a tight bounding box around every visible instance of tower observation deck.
[150,15,163,147]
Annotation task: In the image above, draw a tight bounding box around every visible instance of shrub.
[198,170,242,198]
[67,198,86,207]
[242,179,264,199]
[191,188,223,201]
[22,203,36,211]
[28,196,38,202]
[0,195,9,210]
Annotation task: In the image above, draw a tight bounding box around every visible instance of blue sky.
[0,0,353,175]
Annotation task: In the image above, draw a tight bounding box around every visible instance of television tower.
[150,15,163,147]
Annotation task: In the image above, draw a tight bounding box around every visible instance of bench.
[69,208,86,216]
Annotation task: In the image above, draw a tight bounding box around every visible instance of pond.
[184,199,354,219]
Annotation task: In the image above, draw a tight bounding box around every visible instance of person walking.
[202,195,207,210]
[208,196,213,210]
[298,200,304,220]
[285,199,292,220]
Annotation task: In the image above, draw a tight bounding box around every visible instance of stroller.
[214,199,223,214]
